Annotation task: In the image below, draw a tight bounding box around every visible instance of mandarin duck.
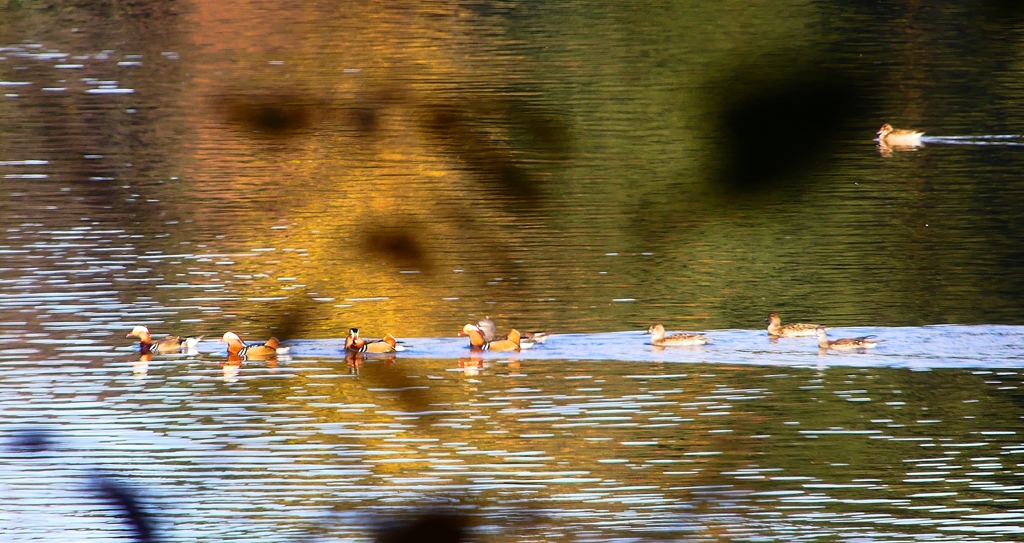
[221,332,289,359]
[127,325,202,355]
[345,328,405,354]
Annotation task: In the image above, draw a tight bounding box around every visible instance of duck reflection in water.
[459,354,485,377]
[221,355,243,382]
[218,353,279,382]
[132,353,153,380]
[345,351,396,374]
[505,358,523,377]
[346,351,364,374]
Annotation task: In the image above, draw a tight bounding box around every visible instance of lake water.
[1,1,1023,542]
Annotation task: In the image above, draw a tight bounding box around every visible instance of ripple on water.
[1,354,1022,541]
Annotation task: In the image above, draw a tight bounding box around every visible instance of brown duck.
[815,326,879,350]
[646,324,708,346]
[766,312,819,338]
[877,123,924,147]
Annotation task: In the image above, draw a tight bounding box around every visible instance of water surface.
[2,1,1023,541]
[3,332,1024,542]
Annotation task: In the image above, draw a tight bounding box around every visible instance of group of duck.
[127,325,405,360]
[646,312,879,351]
[128,311,878,360]
[127,326,292,360]
[458,317,549,352]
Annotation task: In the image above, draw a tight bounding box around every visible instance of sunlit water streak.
[923,135,1024,146]
[271,325,1024,369]
[2,334,1022,542]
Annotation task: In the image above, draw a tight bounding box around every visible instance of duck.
[460,324,520,351]
[519,331,548,349]
[345,328,364,351]
[127,325,202,354]
[476,316,546,349]
[765,312,819,338]
[487,329,521,352]
[646,324,709,346]
[345,328,405,354]
[877,123,924,147]
[477,317,498,342]
[815,326,879,350]
[220,332,289,359]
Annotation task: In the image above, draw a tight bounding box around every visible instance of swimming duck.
[477,317,498,342]
[460,324,520,351]
[487,329,521,352]
[877,123,924,147]
[345,328,405,353]
[460,324,488,349]
[221,332,288,359]
[519,331,548,349]
[476,316,545,349]
[815,326,879,350]
[646,324,709,346]
[765,313,819,338]
[127,325,202,355]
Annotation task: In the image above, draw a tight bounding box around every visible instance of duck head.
[877,123,894,138]
[459,324,487,348]
[345,328,364,351]
[477,316,497,342]
[126,325,152,341]
[814,325,830,348]
[221,332,246,355]
[646,323,666,341]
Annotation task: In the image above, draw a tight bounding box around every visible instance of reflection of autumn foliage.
[180,2,574,337]
[246,358,754,512]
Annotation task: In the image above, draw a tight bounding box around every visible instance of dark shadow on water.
[376,512,467,543]
[704,62,875,200]
[8,430,158,543]
[216,91,321,138]
[93,475,158,543]
[360,223,434,274]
